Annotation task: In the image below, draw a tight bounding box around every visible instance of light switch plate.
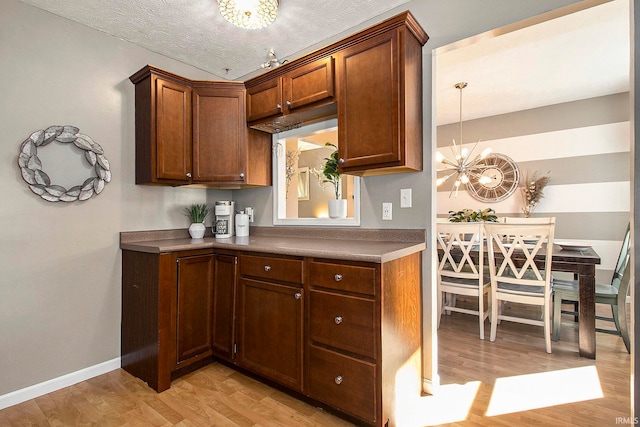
[382,203,392,220]
[400,188,412,208]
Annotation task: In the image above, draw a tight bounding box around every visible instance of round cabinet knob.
[276,103,282,110]
[186,172,192,178]
[264,265,271,272]
[334,316,343,325]
[239,173,245,179]
[338,158,345,165]
[334,375,343,385]
[294,292,302,300]
[286,100,291,107]
[334,274,343,282]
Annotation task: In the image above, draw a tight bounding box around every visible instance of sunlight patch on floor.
[486,366,603,416]
[400,381,481,426]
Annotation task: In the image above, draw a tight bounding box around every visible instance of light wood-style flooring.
[0,300,630,426]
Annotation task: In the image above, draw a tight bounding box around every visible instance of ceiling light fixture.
[436,82,492,197]
[218,0,279,30]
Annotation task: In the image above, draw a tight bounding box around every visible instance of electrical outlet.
[246,207,254,222]
[382,203,392,220]
[400,188,412,208]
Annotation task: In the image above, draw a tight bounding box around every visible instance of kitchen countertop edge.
[120,227,426,263]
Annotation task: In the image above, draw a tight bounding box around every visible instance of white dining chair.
[436,222,490,339]
[484,220,555,353]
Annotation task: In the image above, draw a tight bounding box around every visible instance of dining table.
[548,245,601,359]
[439,241,601,358]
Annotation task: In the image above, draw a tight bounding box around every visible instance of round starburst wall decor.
[17,125,111,202]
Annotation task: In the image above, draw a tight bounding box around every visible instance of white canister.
[235,212,250,237]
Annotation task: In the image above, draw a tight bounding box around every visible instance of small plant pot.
[188,222,206,239]
[328,199,347,219]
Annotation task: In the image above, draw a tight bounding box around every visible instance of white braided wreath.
[18,125,111,202]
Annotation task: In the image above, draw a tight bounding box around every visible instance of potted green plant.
[184,203,210,239]
[320,143,346,218]
[448,208,499,222]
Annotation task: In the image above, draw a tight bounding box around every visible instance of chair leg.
[615,302,631,354]
[552,293,561,341]
[544,300,552,353]
[478,293,485,340]
[490,295,498,342]
[437,290,443,328]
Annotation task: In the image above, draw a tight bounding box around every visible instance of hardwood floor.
[0,300,630,426]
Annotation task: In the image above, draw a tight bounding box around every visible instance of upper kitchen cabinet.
[336,14,427,175]
[129,65,271,188]
[246,56,337,133]
[244,12,427,176]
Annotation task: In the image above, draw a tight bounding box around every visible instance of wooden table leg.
[578,265,596,359]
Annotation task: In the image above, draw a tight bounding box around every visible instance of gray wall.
[1,0,590,402]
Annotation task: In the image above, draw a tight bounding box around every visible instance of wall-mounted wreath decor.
[17,125,111,202]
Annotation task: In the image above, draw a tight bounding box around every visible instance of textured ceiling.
[17,0,411,80]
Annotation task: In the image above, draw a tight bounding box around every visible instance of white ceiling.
[17,0,411,80]
[436,0,630,125]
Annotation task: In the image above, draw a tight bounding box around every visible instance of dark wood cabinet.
[121,248,214,392]
[236,254,304,391]
[130,65,271,188]
[245,57,337,133]
[211,254,238,362]
[130,69,192,185]
[306,254,422,426]
[244,12,427,176]
[336,18,426,176]
[176,254,214,364]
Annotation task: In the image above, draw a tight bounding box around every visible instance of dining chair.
[484,221,556,353]
[552,224,631,353]
[436,222,491,339]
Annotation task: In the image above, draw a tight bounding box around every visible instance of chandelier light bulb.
[460,174,469,184]
[436,151,444,163]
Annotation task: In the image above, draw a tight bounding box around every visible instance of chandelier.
[218,0,279,30]
[436,82,492,197]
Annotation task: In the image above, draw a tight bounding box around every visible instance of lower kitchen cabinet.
[121,246,422,426]
[236,253,304,391]
[211,254,238,362]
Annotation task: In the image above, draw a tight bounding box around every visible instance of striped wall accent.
[437,93,630,283]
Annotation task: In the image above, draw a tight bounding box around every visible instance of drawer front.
[309,290,376,359]
[308,260,377,296]
[240,254,303,284]
[308,345,376,424]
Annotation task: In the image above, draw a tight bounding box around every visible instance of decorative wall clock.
[467,153,520,202]
[17,125,111,202]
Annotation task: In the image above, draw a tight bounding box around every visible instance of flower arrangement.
[448,208,498,222]
[184,203,211,223]
[285,148,301,197]
[521,171,551,217]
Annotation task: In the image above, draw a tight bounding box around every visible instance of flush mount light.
[218,0,279,30]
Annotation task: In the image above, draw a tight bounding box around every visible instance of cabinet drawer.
[309,290,376,359]
[308,345,376,424]
[240,254,303,284]
[308,260,377,296]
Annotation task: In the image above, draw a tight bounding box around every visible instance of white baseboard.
[0,357,121,410]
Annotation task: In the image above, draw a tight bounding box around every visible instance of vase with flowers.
[184,203,210,239]
[521,171,551,217]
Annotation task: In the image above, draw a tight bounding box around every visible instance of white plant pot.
[328,199,347,219]
[188,222,206,239]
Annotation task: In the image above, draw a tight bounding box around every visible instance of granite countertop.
[120,227,426,263]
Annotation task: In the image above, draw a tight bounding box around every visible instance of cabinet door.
[155,77,192,182]
[212,254,238,361]
[236,278,303,391]
[246,78,282,122]
[176,254,214,365]
[192,88,247,183]
[283,57,335,112]
[336,29,401,170]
